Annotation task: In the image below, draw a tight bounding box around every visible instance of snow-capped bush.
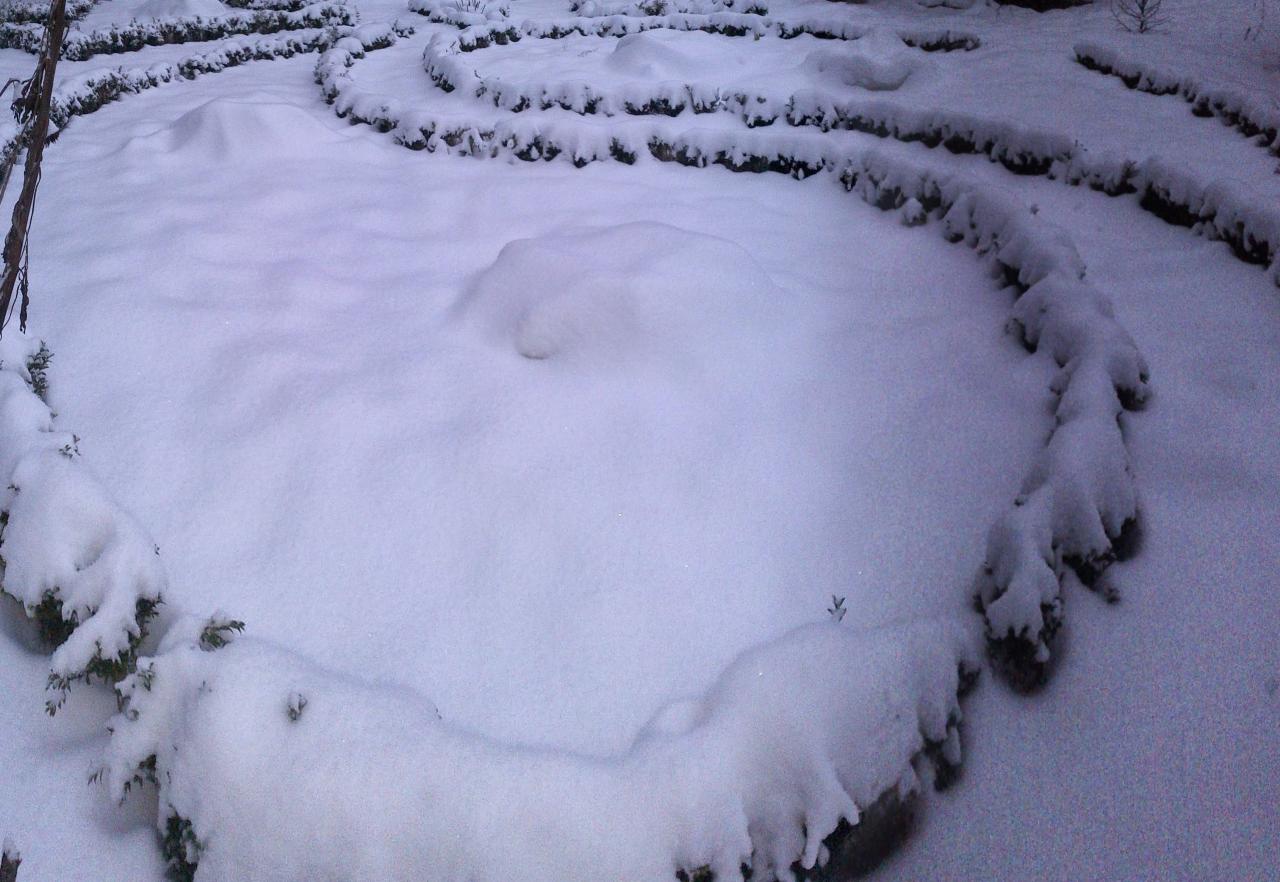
[0,0,98,23]
[104,619,976,882]
[0,1,353,60]
[407,0,508,28]
[0,334,166,709]
[1074,41,1280,157]
[837,151,1148,686]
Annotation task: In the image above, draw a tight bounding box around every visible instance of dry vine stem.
[0,0,69,334]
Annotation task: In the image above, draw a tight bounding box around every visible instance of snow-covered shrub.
[993,0,1092,9]
[0,335,166,711]
[103,618,975,882]
[834,151,1148,687]
[1074,42,1280,157]
[0,2,353,60]
[900,197,927,226]
[0,0,98,23]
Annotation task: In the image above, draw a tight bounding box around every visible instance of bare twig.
[0,0,69,335]
[1112,0,1169,33]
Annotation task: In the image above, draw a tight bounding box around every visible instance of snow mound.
[806,29,926,92]
[605,32,699,79]
[453,222,787,365]
[130,96,336,163]
[131,0,228,18]
[105,619,975,882]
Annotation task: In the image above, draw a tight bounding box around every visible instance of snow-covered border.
[101,617,977,882]
[0,1,354,60]
[0,27,361,170]
[1073,41,1280,158]
[420,26,974,127]
[0,0,99,25]
[0,335,166,711]
[848,155,1149,688]
[408,1,981,50]
[569,0,768,17]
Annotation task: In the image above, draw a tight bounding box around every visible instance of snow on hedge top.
[131,0,230,19]
[105,618,974,882]
[0,332,165,688]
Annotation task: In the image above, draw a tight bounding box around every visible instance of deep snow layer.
[0,0,1274,875]
[29,61,1045,755]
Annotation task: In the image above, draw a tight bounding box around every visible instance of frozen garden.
[0,0,1276,879]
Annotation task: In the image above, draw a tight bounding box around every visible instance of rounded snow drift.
[805,29,930,92]
[453,221,790,366]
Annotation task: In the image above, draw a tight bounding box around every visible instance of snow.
[103,618,975,882]
[0,0,1277,878]
[806,28,931,92]
[0,334,165,698]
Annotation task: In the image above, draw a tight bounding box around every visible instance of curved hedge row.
[1074,41,1280,158]
[0,1,354,60]
[409,0,981,49]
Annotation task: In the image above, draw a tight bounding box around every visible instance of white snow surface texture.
[0,0,1277,880]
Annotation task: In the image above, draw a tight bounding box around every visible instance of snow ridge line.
[0,1,354,61]
[100,617,977,882]
[419,28,972,127]
[222,0,318,10]
[771,89,1280,285]
[324,28,1280,287]
[569,0,768,17]
[408,0,981,50]
[317,35,1151,687]
[0,28,357,170]
[841,155,1150,690]
[0,0,100,25]
[1073,41,1280,158]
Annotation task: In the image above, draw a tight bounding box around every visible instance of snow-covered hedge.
[790,95,1072,171]
[222,0,315,10]
[570,0,768,16]
[1074,42,1280,158]
[406,0,509,28]
[0,1,353,60]
[0,28,352,172]
[409,2,980,50]
[422,27,974,127]
[103,617,976,881]
[0,0,98,24]
[0,335,166,710]
[840,154,1148,687]
[994,0,1091,9]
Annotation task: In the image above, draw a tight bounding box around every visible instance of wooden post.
[0,0,69,333]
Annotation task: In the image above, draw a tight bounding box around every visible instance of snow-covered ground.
[0,0,1276,879]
